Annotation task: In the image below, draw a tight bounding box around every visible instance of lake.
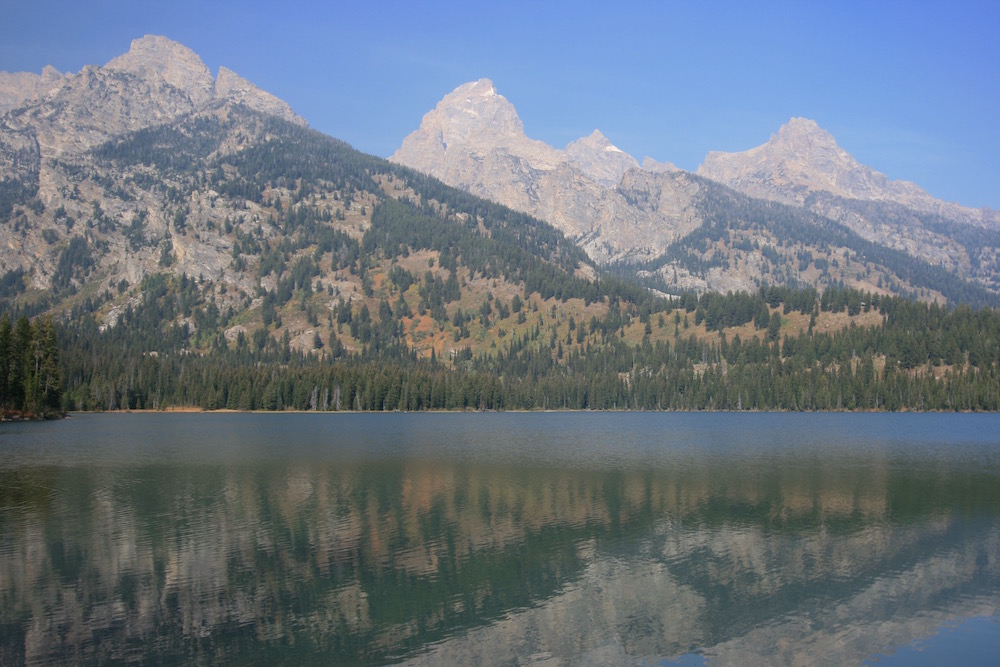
[2,412,999,665]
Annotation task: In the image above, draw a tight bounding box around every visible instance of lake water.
[2,412,999,666]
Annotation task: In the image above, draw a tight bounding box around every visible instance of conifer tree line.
[35,279,1000,413]
[0,313,61,418]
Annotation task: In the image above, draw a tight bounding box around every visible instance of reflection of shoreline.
[1,452,999,665]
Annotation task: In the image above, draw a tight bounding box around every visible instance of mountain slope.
[697,118,1000,291]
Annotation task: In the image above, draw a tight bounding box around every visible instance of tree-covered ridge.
[48,275,1000,412]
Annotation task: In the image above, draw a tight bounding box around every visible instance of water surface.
[2,412,999,665]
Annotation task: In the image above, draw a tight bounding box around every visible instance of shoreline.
[57,407,997,416]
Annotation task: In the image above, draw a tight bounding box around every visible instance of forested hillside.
[47,268,1000,412]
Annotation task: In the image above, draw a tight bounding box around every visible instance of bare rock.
[392,80,710,266]
[0,65,63,114]
[698,117,992,227]
[564,130,638,188]
[215,66,306,126]
[105,34,215,107]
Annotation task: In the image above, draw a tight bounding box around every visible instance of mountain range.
[392,79,1000,301]
[3,41,999,309]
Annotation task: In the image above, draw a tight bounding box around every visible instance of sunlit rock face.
[697,116,997,225]
[1,34,305,159]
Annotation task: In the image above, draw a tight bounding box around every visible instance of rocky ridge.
[698,117,997,227]
[0,35,306,296]
[2,41,999,309]
[1,35,304,159]
[0,65,64,114]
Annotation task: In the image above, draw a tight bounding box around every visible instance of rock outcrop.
[214,66,302,125]
[0,35,307,295]
[0,65,64,114]
[564,129,639,188]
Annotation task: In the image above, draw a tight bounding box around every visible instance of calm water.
[1,412,999,666]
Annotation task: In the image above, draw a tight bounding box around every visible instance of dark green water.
[1,412,999,666]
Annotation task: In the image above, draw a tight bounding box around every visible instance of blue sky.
[2,1,997,209]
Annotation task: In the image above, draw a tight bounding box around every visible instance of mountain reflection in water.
[1,412,998,665]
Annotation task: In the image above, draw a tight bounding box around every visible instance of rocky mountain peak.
[569,129,612,149]
[430,78,525,142]
[699,117,919,203]
[766,117,854,171]
[775,116,835,143]
[564,129,639,187]
[391,79,560,195]
[105,35,215,106]
[1,35,306,159]
[696,117,994,228]
[640,156,679,173]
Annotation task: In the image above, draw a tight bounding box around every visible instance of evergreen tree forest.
[0,313,61,418]
[28,281,999,413]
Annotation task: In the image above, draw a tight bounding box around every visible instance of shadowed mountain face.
[393,82,1000,300]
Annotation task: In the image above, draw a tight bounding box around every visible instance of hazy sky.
[2,0,997,208]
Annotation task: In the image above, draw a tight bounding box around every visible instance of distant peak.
[106,35,204,71]
[568,129,620,151]
[785,116,821,130]
[40,65,62,81]
[105,34,213,104]
[564,129,638,186]
[446,78,504,103]
[641,156,678,173]
[427,79,524,138]
[773,117,837,146]
[464,78,497,96]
